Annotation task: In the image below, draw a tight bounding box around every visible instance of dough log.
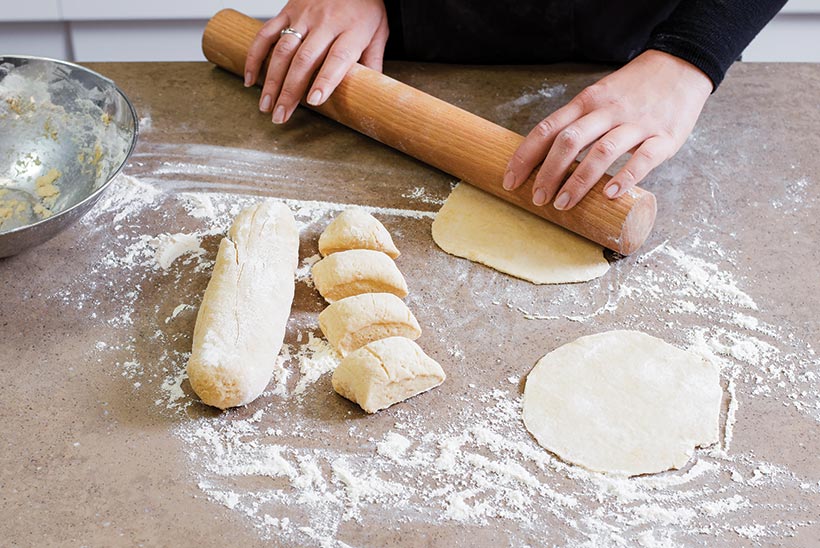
[318,292,421,356]
[332,336,445,413]
[311,249,408,302]
[319,207,400,258]
[187,202,299,409]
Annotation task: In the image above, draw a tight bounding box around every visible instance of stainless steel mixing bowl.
[0,55,138,258]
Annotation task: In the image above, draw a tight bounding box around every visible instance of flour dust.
[62,142,819,547]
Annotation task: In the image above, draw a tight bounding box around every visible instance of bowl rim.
[0,54,140,237]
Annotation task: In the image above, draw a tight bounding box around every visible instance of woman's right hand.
[244,0,389,124]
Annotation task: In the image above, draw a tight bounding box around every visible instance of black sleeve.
[644,0,787,90]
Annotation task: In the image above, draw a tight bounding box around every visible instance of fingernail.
[605,183,620,198]
[259,94,272,112]
[307,89,323,106]
[554,192,571,210]
[502,171,516,191]
[533,188,547,206]
[272,105,286,124]
[244,72,253,87]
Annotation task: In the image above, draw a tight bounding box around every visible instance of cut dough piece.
[187,202,299,409]
[432,183,609,284]
[319,207,400,258]
[311,249,408,302]
[523,330,722,476]
[332,336,446,413]
[318,292,421,356]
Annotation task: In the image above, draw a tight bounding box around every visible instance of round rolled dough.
[523,330,723,476]
[431,183,609,284]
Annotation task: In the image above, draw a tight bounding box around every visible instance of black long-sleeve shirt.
[384,0,787,89]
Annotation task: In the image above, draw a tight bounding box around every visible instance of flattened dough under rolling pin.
[432,183,610,284]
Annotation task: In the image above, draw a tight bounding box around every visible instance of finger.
[607,136,672,198]
[305,32,368,107]
[359,22,389,73]
[245,14,288,88]
[259,27,307,114]
[273,31,334,123]
[555,123,645,209]
[533,110,615,208]
[502,101,586,192]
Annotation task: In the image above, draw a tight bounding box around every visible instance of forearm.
[645,0,787,90]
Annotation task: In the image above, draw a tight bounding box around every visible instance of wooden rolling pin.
[202,9,656,255]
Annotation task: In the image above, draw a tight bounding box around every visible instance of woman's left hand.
[502,49,713,210]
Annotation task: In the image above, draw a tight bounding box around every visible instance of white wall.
[0,0,818,63]
[69,20,209,62]
[744,13,820,62]
[0,0,286,62]
[0,22,72,60]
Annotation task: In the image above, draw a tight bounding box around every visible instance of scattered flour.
[67,154,819,547]
[150,232,203,270]
[283,196,435,222]
[295,253,322,287]
[771,177,809,213]
[182,193,216,219]
[82,173,161,226]
[138,114,152,132]
[165,303,192,324]
[376,432,412,462]
[173,381,818,546]
[401,186,446,205]
[291,333,341,396]
[499,82,568,110]
[493,81,568,124]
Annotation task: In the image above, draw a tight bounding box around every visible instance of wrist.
[641,49,715,95]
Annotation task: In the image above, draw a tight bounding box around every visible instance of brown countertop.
[1,61,819,547]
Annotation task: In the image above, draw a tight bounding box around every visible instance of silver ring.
[280,27,304,41]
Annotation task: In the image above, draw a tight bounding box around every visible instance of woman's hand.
[503,50,713,210]
[244,0,388,124]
